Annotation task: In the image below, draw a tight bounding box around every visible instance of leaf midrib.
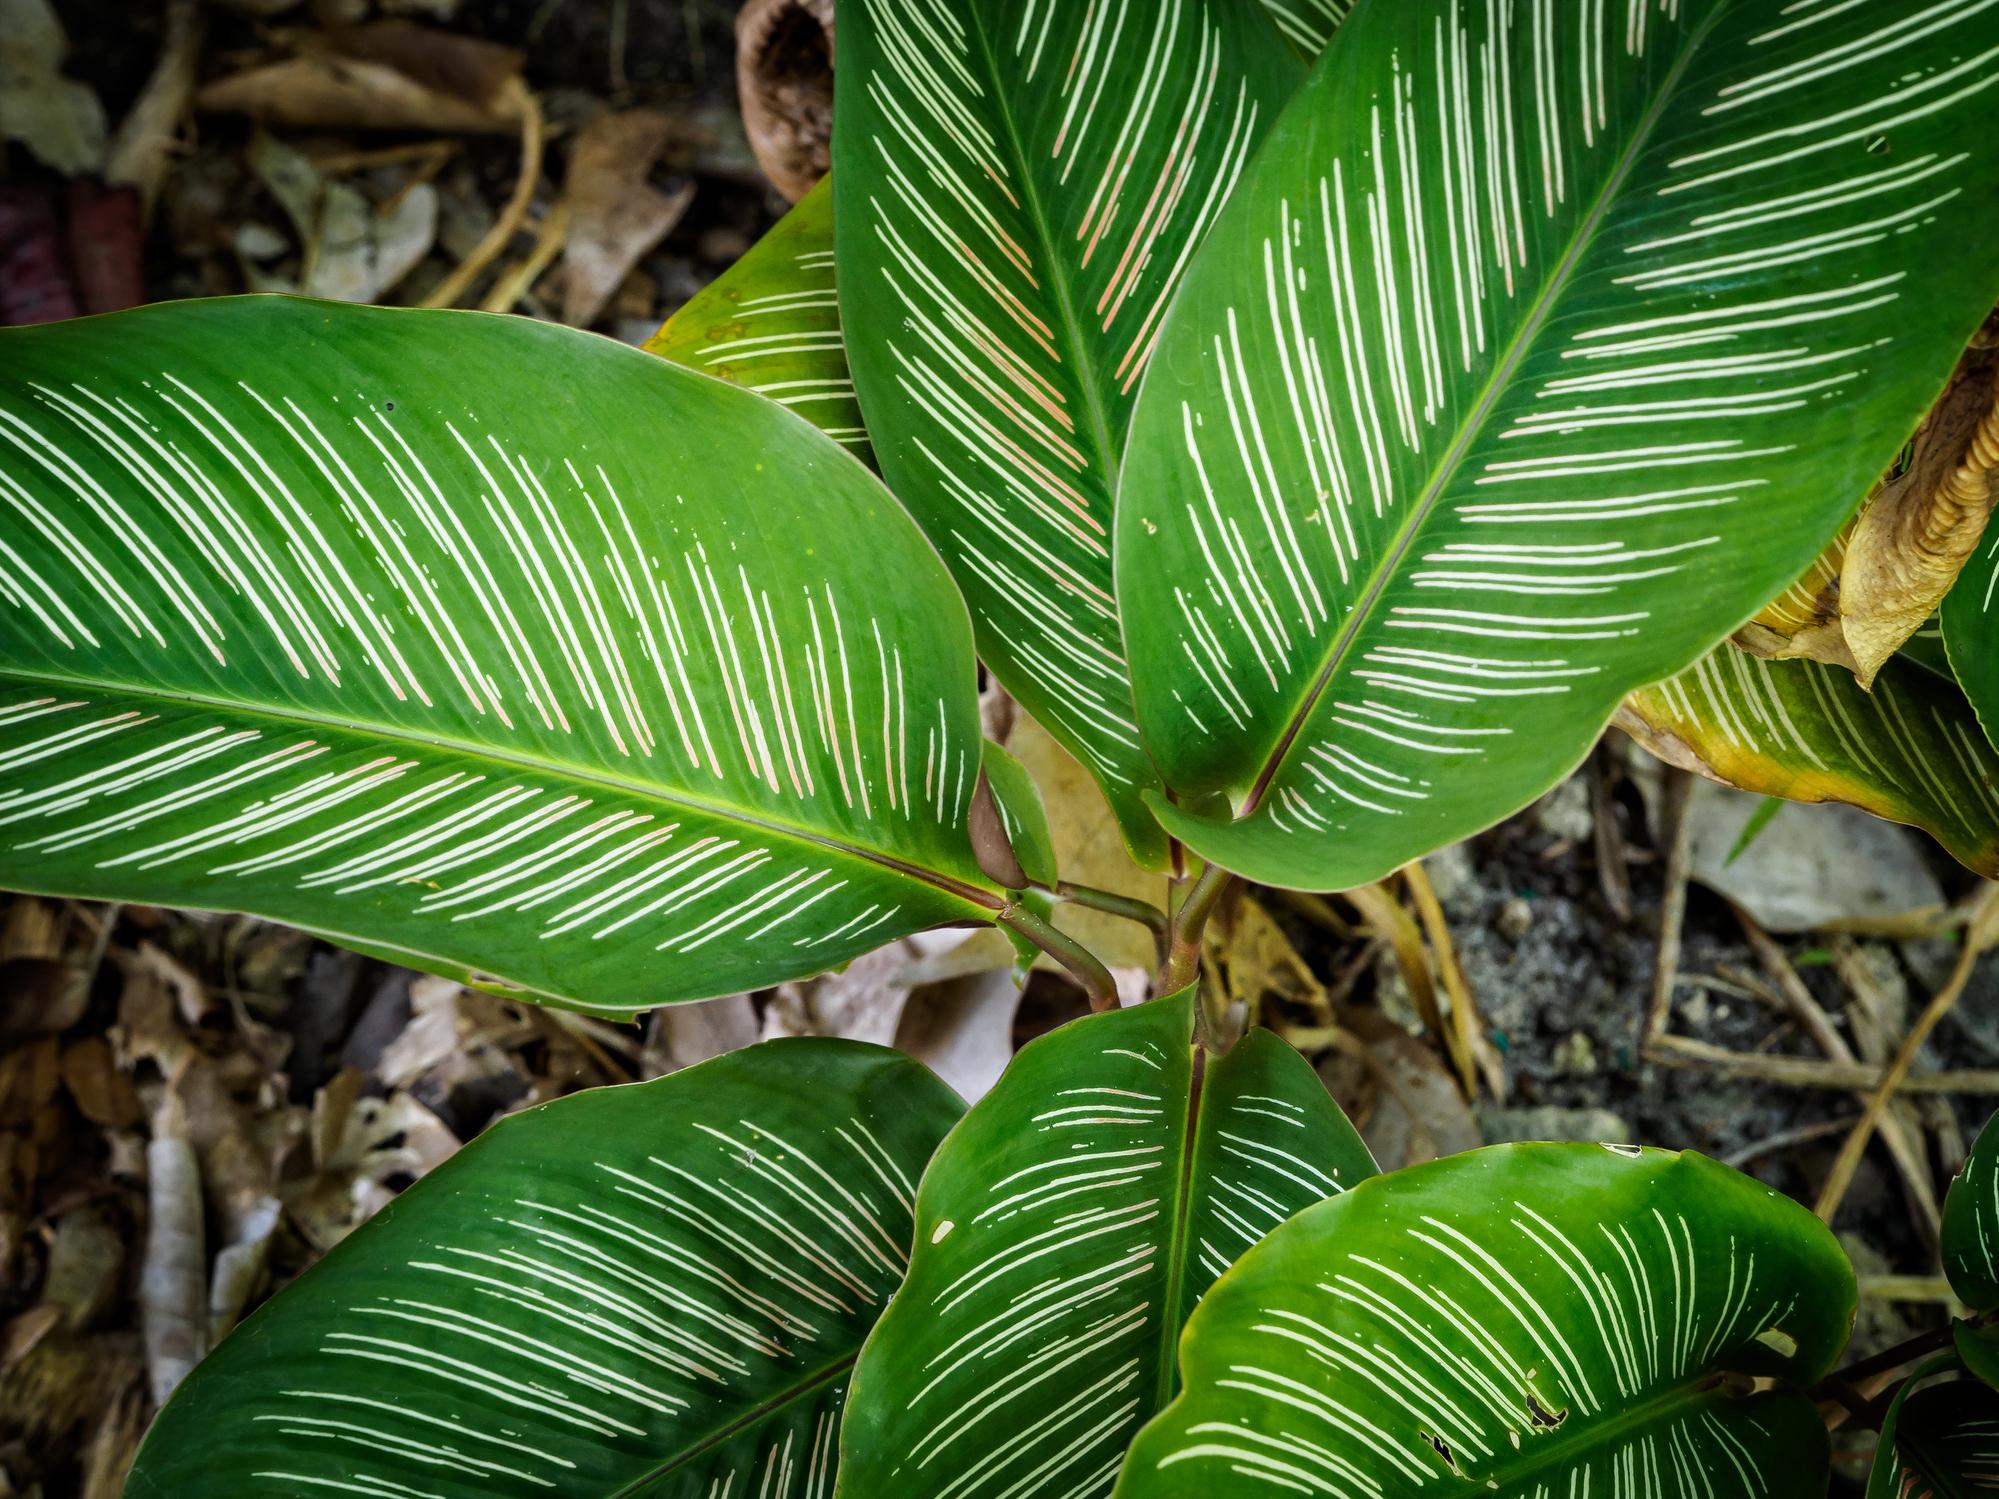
[0,663,1003,910]
[1155,1043,1209,1411]
[1452,1379,1767,1493]
[1241,6,1726,813]
[960,6,1127,524]
[606,1349,857,1499]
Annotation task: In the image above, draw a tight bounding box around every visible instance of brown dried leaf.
[1737,343,1999,684]
[561,108,695,328]
[59,1038,141,1129]
[198,23,526,135]
[736,0,835,201]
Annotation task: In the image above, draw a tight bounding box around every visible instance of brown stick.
[1643,766,1694,1045]
[1735,907,1940,1242]
[1647,1033,1999,1094]
[421,86,543,309]
[1814,885,1999,1222]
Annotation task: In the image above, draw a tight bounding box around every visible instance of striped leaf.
[644,177,871,462]
[835,987,1376,1499]
[1946,1107,1999,1310]
[1617,646,1999,877]
[984,738,1059,887]
[1869,1376,1999,1499]
[1115,0,1999,891]
[833,0,1309,869]
[1942,461,1999,758]
[1261,0,1352,62]
[128,1038,965,1499]
[0,298,1002,1014]
[1117,1144,1854,1498]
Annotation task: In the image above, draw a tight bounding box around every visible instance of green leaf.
[1958,1322,1999,1393]
[835,988,1375,1498]
[1946,1107,1999,1310]
[1619,647,1999,877]
[128,1037,965,1498]
[1259,0,1351,62]
[644,177,871,463]
[1943,520,1999,756]
[982,738,1058,888]
[0,298,1003,1014]
[1905,616,1958,682]
[1118,1143,1854,1498]
[1115,0,1999,891]
[833,0,1310,871]
[1723,796,1782,867]
[1868,1372,1999,1499]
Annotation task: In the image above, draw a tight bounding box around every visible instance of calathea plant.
[0,0,1994,1494]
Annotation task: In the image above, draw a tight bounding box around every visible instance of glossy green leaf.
[1947,1107,1999,1310]
[1116,0,1999,891]
[0,298,1003,1013]
[983,739,1058,888]
[128,1038,964,1498]
[1119,1144,1854,1498]
[1905,616,1957,682]
[1957,1322,1999,1393]
[1943,517,1999,756]
[833,0,1310,870]
[1869,1374,1999,1499]
[1619,647,1999,877]
[835,988,1376,1498]
[1259,0,1350,62]
[644,177,870,463]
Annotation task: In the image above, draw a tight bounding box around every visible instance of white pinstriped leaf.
[0,298,1002,1013]
[1869,1377,1999,1499]
[833,0,1311,869]
[646,178,871,462]
[1116,1144,1855,1498]
[128,1039,963,1499]
[1618,645,1999,876]
[1945,1108,1999,1311]
[1116,0,1999,892]
[835,988,1377,1499]
[1260,0,1354,60]
[1942,503,1999,757]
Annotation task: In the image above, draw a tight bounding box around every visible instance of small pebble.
[1496,896,1533,942]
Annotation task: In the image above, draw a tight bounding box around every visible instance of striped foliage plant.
[1,0,1995,1494]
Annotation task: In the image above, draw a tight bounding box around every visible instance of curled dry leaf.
[1738,342,1999,685]
[561,108,696,328]
[197,21,527,134]
[736,0,835,201]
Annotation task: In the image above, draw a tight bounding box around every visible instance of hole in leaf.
[1527,1392,1568,1429]
[1422,1433,1460,1474]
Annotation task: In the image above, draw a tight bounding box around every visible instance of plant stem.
[1159,862,1238,997]
[1052,882,1169,962]
[1000,900,1119,1012]
[1820,1320,1970,1393]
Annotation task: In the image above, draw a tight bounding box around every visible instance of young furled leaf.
[834,0,1309,869]
[1617,648,1999,878]
[644,177,870,462]
[128,1039,965,1498]
[0,299,1003,1013]
[1115,0,1999,892]
[1118,1145,1855,1498]
[835,988,1376,1499]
